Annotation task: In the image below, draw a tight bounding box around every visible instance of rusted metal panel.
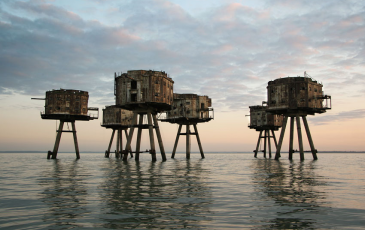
[45,89,89,116]
[102,105,133,127]
[249,105,283,131]
[267,77,328,114]
[115,70,174,111]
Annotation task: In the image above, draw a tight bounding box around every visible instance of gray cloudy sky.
[1,0,364,118]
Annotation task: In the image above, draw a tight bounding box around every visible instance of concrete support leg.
[268,130,272,158]
[271,130,278,148]
[135,114,144,161]
[51,121,64,159]
[124,112,138,161]
[153,114,167,161]
[254,130,262,158]
[186,125,191,159]
[275,116,288,160]
[172,124,182,159]
[119,129,124,159]
[302,116,318,160]
[116,129,120,159]
[296,115,304,160]
[71,121,80,159]
[193,124,205,159]
[289,117,295,160]
[263,130,267,158]
[147,112,157,162]
[105,129,115,158]
[125,129,133,158]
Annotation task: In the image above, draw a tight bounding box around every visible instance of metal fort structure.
[114,70,174,161]
[32,89,99,159]
[160,93,214,159]
[266,73,331,160]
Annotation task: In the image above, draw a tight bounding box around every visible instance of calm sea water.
[0,152,364,229]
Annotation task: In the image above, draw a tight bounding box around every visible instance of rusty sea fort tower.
[114,70,174,161]
[266,74,331,160]
[160,93,214,159]
[101,105,134,158]
[32,89,99,159]
[248,104,283,158]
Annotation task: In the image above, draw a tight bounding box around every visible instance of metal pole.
[186,124,191,159]
[263,130,267,158]
[289,116,295,160]
[147,112,157,161]
[125,112,138,159]
[106,129,115,158]
[171,124,182,158]
[296,115,304,160]
[125,129,133,158]
[254,130,262,158]
[268,129,272,158]
[275,116,288,160]
[153,114,167,161]
[271,129,278,148]
[71,121,80,159]
[302,116,318,160]
[51,120,64,159]
[135,114,143,161]
[116,128,120,158]
[193,124,205,158]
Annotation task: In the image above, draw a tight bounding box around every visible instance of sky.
[0,0,364,155]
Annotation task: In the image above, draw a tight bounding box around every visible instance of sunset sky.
[1,0,364,154]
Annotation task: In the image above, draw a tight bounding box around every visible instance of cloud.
[0,0,364,120]
[311,109,365,125]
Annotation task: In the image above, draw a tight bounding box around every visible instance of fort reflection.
[98,159,213,229]
[250,159,328,229]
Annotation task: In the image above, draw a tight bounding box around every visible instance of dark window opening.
[131,80,137,89]
[131,94,137,102]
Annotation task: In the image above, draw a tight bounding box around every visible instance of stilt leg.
[193,124,205,158]
[271,130,278,148]
[152,114,167,161]
[275,116,288,160]
[125,129,133,158]
[268,129,272,158]
[302,116,318,160]
[254,130,262,158]
[147,112,157,162]
[296,115,304,160]
[116,129,120,158]
[51,121,64,159]
[172,124,182,158]
[186,124,191,159]
[124,112,138,160]
[106,129,115,158]
[71,121,80,159]
[263,130,267,158]
[135,114,143,161]
[289,117,295,160]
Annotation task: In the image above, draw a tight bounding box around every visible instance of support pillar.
[267,129,272,158]
[254,130,262,158]
[124,112,138,161]
[171,124,182,158]
[296,115,304,160]
[186,124,191,159]
[289,116,295,160]
[302,116,318,160]
[147,112,157,162]
[71,121,80,159]
[50,120,64,159]
[193,124,205,158]
[263,130,267,158]
[153,114,167,161]
[105,129,116,158]
[275,116,288,160]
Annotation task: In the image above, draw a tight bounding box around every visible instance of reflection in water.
[250,159,327,229]
[98,159,212,229]
[38,160,89,229]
